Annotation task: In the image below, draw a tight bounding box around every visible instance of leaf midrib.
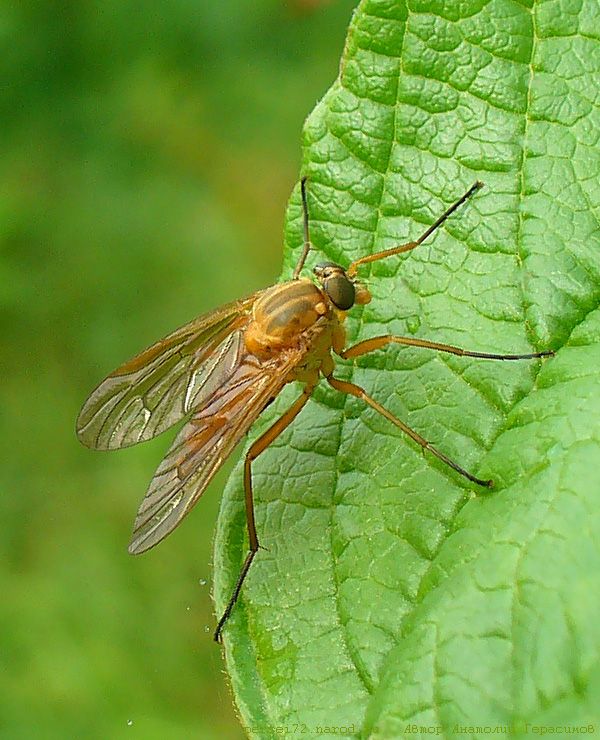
[321,5,405,699]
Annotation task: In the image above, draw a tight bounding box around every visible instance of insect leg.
[214,382,316,642]
[340,335,554,362]
[347,181,483,278]
[292,176,313,279]
[326,374,492,488]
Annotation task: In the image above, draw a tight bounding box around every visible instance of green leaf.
[214,0,600,735]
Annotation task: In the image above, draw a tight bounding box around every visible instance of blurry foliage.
[0,1,356,737]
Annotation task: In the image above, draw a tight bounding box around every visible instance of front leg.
[340,335,554,362]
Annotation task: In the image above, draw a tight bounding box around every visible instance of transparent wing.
[76,294,262,450]
[128,346,308,554]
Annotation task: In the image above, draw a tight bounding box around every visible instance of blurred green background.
[0,1,356,737]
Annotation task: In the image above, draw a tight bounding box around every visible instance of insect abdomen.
[244,280,328,358]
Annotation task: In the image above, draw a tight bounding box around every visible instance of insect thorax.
[244,279,330,359]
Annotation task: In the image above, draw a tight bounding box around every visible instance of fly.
[76,179,553,641]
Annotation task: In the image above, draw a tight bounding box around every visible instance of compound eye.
[325,274,355,310]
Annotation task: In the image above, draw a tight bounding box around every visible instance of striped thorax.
[244,279,330,359]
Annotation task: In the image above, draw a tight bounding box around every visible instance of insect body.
[77,179,553,641]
